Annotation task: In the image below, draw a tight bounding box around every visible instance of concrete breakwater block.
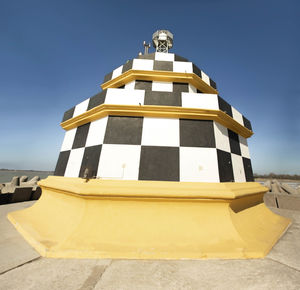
[0,193,11,205]
[0,176,42,204]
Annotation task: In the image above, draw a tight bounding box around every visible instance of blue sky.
[0,0,299,174]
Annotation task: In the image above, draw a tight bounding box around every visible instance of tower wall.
[55,52,253,182]
[55,113,253,182]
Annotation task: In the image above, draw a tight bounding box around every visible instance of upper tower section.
[152,30,173,53]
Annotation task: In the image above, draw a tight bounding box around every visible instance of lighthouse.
[8,30,290,259]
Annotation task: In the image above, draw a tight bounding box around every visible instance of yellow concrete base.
[8,176,291,259]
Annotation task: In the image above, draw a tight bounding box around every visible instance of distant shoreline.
[255,178,300,183]
[0,169,53,173]
[1,169,299,183]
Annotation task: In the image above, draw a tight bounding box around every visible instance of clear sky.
[0,0,299,174]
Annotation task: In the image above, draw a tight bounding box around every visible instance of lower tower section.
[8,177,290,259]
[55,115,253,183]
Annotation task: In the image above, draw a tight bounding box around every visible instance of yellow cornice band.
[60,104,253,138]
[101,70,218,94]
[38,177,266,200]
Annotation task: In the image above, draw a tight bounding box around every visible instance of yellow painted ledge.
[60,104,253,138]
[101,69,218,95]
[8,176,290,259]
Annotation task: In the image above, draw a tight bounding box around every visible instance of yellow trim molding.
[40,177,267,199]
[101,69,218,94]
[61,104,253,138]
[8,176,290,259]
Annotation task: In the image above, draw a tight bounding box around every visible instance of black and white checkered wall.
[103,52,217,90]
[55,52,254,182]
[55,115,253,182]
[62,86,252,131]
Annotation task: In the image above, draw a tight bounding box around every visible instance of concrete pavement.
[0,201,299,289]
[0,201,40,274]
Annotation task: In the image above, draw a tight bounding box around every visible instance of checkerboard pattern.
[102,52,217,89]
[55,116,253,182]
[56,52,254,182]
[62,88,252,131]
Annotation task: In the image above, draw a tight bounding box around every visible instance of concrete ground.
[0,201,300,290]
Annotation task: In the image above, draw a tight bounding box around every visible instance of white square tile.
[132,59,154,70]
[64,148,85,177]
[239,135,250,158]
[85,117,108,147]
[73,99,89,117]
[112,65,123,79]
[213,122,231,152]
[155,52,174,61]
[97,144,141,180]
[125,81,135,90]
[152,81,173,92]
[105,88,145,105]
[182,93,219,110]
[180,147,219,182]
[188,84,197,93]
[201,71,210,84]
[232,107,244,125]
[173,61,193,73]
[231,153,246,182]
[141,117,179,147]
[60,128,77,151]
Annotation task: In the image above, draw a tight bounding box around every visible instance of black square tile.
[174,55,189,62]
[243,116,252,131]
[180,119,215,147]
[173,82,189,93]
[54,150,71,176]
[87,90,107,110]
[217,149,234,182]
[192,64,202,78]
[122,59,133,73]
[243,157,254,181]
[134,80,152,90]
[72,123,90,149]
[209,78,217,89]
[62,107,75,122]
[228,129,241,155]
[103,71,113,83]
[144,91,181,107]
[138,53,155,60]
[79,145,102,178]
[218,96,233,117]
[153,60,173,71]
[139,146,179,181]
[104,116,143,145]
